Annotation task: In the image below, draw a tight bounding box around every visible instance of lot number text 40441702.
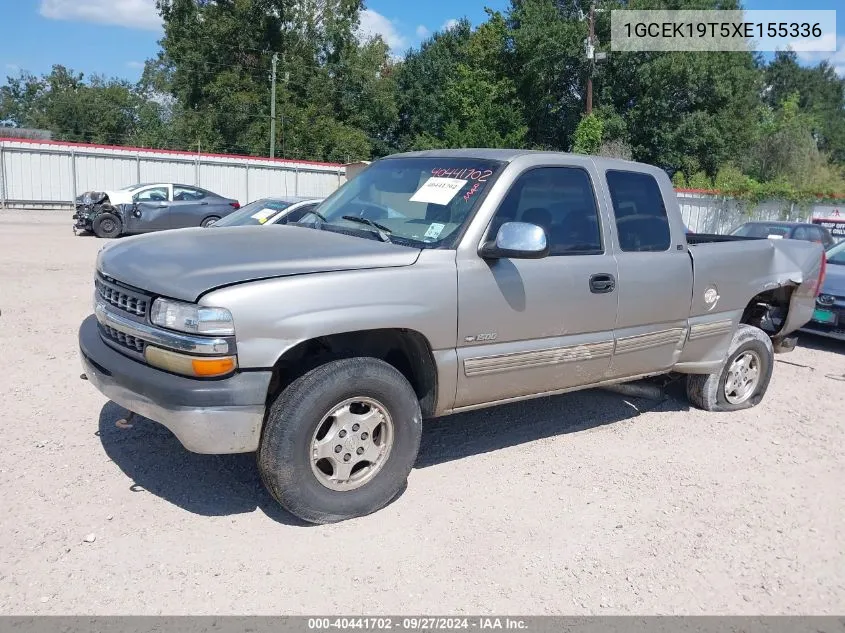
[307,618,528,631]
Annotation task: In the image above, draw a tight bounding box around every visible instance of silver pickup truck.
[78,150,826,523]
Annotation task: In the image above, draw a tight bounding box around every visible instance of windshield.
[212,199,293,227]
[827,240,845,265]
[119,183,150,192]
[300,157,504,247]
[732,223,791,238]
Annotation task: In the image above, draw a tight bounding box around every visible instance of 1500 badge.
[465,332,498,343]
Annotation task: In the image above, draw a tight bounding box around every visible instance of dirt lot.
[0,209,843,615]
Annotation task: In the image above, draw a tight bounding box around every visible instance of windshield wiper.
[341,215,392,242]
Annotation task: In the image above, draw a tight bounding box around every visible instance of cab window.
[606,170,671,252]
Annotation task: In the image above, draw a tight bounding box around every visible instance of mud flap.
[772,334,797,354]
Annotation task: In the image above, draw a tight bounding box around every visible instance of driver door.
[133,185,172,231]
[455,165,618,409]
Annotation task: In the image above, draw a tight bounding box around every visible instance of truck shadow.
[97,387,689,525]
[797,331,845,354]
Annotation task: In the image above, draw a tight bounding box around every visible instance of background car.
[73,183,240,237]
[800,240,845,341]
[209,196,324,228]
[730,221,836,249]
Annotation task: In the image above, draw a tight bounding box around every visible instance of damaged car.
[73,183,240,238]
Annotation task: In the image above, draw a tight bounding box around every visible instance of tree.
[572,114,602,154]
[747,92,845,195]
[507,0,587,150]
[765,51,845,164]
[394,13,527,151]
[0,65,147,145]
[154,0,381,160]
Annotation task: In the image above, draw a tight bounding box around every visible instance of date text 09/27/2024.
[307,618,528,631]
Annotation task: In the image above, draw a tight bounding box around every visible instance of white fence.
[677,190,845,238]
[0,138,346,208]
[3,141,843,239]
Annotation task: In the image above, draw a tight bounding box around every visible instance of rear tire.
[258,357,422,524]
[686,324,774,412]
[201,216,220,228]
[92,213,122,239]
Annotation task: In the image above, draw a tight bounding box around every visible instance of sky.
[0,0,842,83]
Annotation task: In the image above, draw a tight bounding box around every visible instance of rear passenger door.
[455,165,618,409]
[170,186,209,228]
[603,170,693,378]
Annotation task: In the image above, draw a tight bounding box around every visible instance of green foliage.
[395,12,527,151]
[0,66,141,144]
[572,114,603,154]
[507,0,587,150]
[0,0,843,199]
[765,51,845,165]
[713,164,757,197]
[687,172,713,190]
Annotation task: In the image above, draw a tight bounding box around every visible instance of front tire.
[258,358,422,524]
[686,324,774,412]
[92,213,122,239]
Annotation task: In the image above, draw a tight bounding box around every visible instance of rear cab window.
[605,170,671,252]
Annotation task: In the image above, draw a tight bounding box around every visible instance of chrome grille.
[100,323,146,353]
[96,277,149,317]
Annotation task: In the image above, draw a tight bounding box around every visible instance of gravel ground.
[1,209,843,615]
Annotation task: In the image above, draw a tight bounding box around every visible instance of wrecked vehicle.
[78,150,826,524]
[73,183,241,238]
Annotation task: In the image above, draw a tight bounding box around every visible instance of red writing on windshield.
[463,182,481,202]
[431,167,494,182]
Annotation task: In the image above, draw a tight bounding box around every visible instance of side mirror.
[479,221,549,260]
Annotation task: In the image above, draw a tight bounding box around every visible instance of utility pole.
[586,1,595,115]
[583,1,606,116]
[270,52,279,158]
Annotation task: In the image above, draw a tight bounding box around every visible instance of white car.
[209,196,324,228]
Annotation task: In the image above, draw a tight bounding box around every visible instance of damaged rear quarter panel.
[686,236,823,347]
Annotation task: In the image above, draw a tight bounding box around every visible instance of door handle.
[589,273,616,294]
[200,201,208,205]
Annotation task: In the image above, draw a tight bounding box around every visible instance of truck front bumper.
[78,315,271,454]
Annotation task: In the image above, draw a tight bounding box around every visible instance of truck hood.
[97,225,422,302]
[821,262,845,297]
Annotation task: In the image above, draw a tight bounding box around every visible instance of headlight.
[150,298,235,335]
